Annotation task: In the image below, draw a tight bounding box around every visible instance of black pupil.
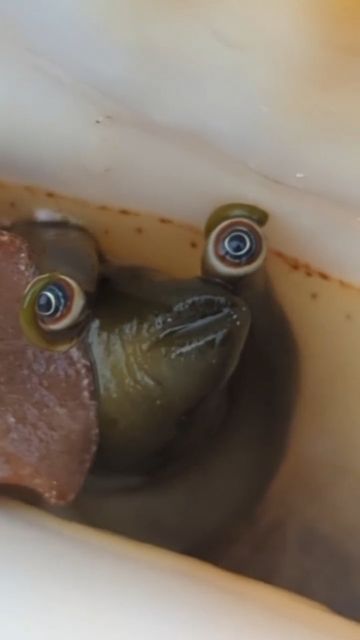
[223,229,256,262]
[36,284,67,319]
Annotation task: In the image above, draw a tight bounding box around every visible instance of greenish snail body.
[0,205,297,551]
[72,206,297,551]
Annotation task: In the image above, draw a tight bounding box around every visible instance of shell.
[0,1,359,638]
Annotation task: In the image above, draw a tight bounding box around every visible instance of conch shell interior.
[0,0,360,637]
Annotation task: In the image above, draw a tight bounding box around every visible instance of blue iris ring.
[36,283,68,319]
[222,228,258,264]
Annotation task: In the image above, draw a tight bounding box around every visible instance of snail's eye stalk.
[203,203,268,280]
[20,273,87,352]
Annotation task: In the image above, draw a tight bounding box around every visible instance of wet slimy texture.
[89,268,251,474]
[66,266,298,555]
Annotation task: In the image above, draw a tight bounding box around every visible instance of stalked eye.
[34,277,85,331]
[203,206,267,279]
[20,273,86,351]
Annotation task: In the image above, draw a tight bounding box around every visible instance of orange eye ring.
[20,273,86,351]
[203,218,266,279]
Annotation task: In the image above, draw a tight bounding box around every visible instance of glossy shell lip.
[1,498,358,640]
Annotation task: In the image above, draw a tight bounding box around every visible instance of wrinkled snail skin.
[69,281,298,553]
[87,267,251,474]
[68,213,298,555]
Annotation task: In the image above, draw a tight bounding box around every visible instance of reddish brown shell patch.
[0,230,98,504]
